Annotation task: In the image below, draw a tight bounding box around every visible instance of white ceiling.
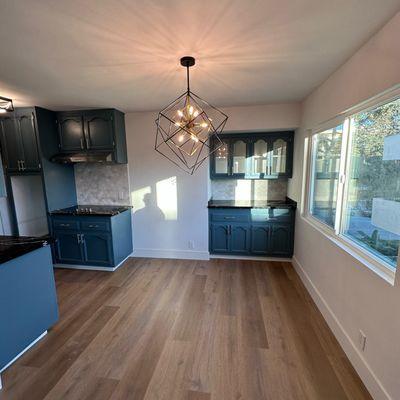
[1,0,399,112]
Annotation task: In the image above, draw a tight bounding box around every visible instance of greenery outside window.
[307,95,400,275]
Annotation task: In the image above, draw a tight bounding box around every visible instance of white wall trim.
[53,255,131,272]
[292,255,392,400]
[131,248,210,260]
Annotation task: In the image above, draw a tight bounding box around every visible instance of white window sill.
[300,214,396,286]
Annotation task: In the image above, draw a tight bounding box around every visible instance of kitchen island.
[0,236,58,389]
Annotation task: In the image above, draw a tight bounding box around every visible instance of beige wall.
[288,12,400,400]
[126,103,300,259]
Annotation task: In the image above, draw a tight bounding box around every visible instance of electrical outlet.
[188,240,195,249]
[358,330,367,351]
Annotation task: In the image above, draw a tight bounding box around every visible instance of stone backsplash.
[210,179,287,201]
[74,164,130,205]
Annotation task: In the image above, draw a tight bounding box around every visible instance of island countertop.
[207,197,297,209]
[0,236,52,264]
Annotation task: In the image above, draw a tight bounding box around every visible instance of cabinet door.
[54,231,84,263]
[84,112,114,151]
[0,116,22,172]
[269,224,293,256]
[18,113,40,171]
[82,232,113,266]
[251,225,270,255]
[270,138,288,176]
[57,114,85,152]
[210,223,230,253]
[231,139,248,177]
[211,139,230,177]
[251,139,269,178]
[230,224,250,254]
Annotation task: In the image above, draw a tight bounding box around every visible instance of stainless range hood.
[50,152,113,164]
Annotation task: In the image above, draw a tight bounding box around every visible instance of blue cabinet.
[51,210,132,269]
[56,109,127,163]
[210,131,294,179]
[0,109,41,174]
[209,207,295,257]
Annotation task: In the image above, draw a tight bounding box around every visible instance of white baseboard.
[54,255,130,272]
[210,254,292,262]
[0,330,47,390]
[131,248,210,260]
[292,255,391,400]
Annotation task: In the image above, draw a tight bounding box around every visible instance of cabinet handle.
[77,233,80,243]
[224,216,236,220]
[17,160,21,171]
[59,223,70,227]
[81,234,85,243]
[80,138,84,149]
[88,224,98,228]
[21,160,25,170]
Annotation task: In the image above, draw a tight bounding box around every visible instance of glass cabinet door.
[214,140,229,174]
[271,138,287,175]
[232,140,247,175]
[252,139,268,176]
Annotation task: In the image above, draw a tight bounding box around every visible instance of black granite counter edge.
[0,235,53,265]
[208,197,297,209]
[49,205,132,216]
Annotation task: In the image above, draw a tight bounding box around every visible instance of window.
[309,125,343,227]
[307,96,400,274]
[342,100,400,269]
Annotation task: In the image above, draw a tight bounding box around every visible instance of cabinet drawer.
[250,208,292,222]
[209,209,250,223]
[81,220,110,232]
[52,219,79,230]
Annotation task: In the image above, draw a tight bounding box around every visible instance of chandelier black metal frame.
[155,56,228,175]
[0,96,14,113]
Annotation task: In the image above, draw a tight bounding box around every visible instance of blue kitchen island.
[0,236,58,389]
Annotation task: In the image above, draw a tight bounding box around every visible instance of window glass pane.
[215,141,229,174]
[252,139,268,174]
[342,99,400,269]
[310,125,343,227]
[232,140,246,174]
[272,138,287,174]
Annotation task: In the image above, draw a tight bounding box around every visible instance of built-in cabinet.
[209,207,295,257]
[0,109,41,173]
[56,109,127,163]
[210,131,293,179]
[51,210,132,269]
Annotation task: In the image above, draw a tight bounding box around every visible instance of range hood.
[50,152,113,164]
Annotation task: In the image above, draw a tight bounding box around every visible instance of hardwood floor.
[0,258,372,400]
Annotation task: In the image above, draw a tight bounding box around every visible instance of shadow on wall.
[132,176,179,248]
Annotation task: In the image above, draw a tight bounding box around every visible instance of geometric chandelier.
[155,56,228,174]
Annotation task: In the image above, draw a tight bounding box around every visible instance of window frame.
[303,89,400,284]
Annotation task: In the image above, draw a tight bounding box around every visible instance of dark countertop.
[50,205,132,216]
[208,197,297,209]
[0,235,52,264]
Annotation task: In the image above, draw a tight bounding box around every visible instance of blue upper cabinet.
[56,109,127,163]
[0,109,41,174]
[210,131,293,179]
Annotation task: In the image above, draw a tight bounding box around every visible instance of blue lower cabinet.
[210,224,230,253]
[209,207,295,257]
[82,232,113,266]
[269,224,293,256]
[230,224,250,254]
[251,225,270,255]
[54,230,84,263]
[51,209,132,269]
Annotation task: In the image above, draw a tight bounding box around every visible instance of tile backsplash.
[211,179,287,201]
[74,164,130,205]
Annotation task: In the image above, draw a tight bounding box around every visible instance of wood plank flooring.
[0,258,372,400]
